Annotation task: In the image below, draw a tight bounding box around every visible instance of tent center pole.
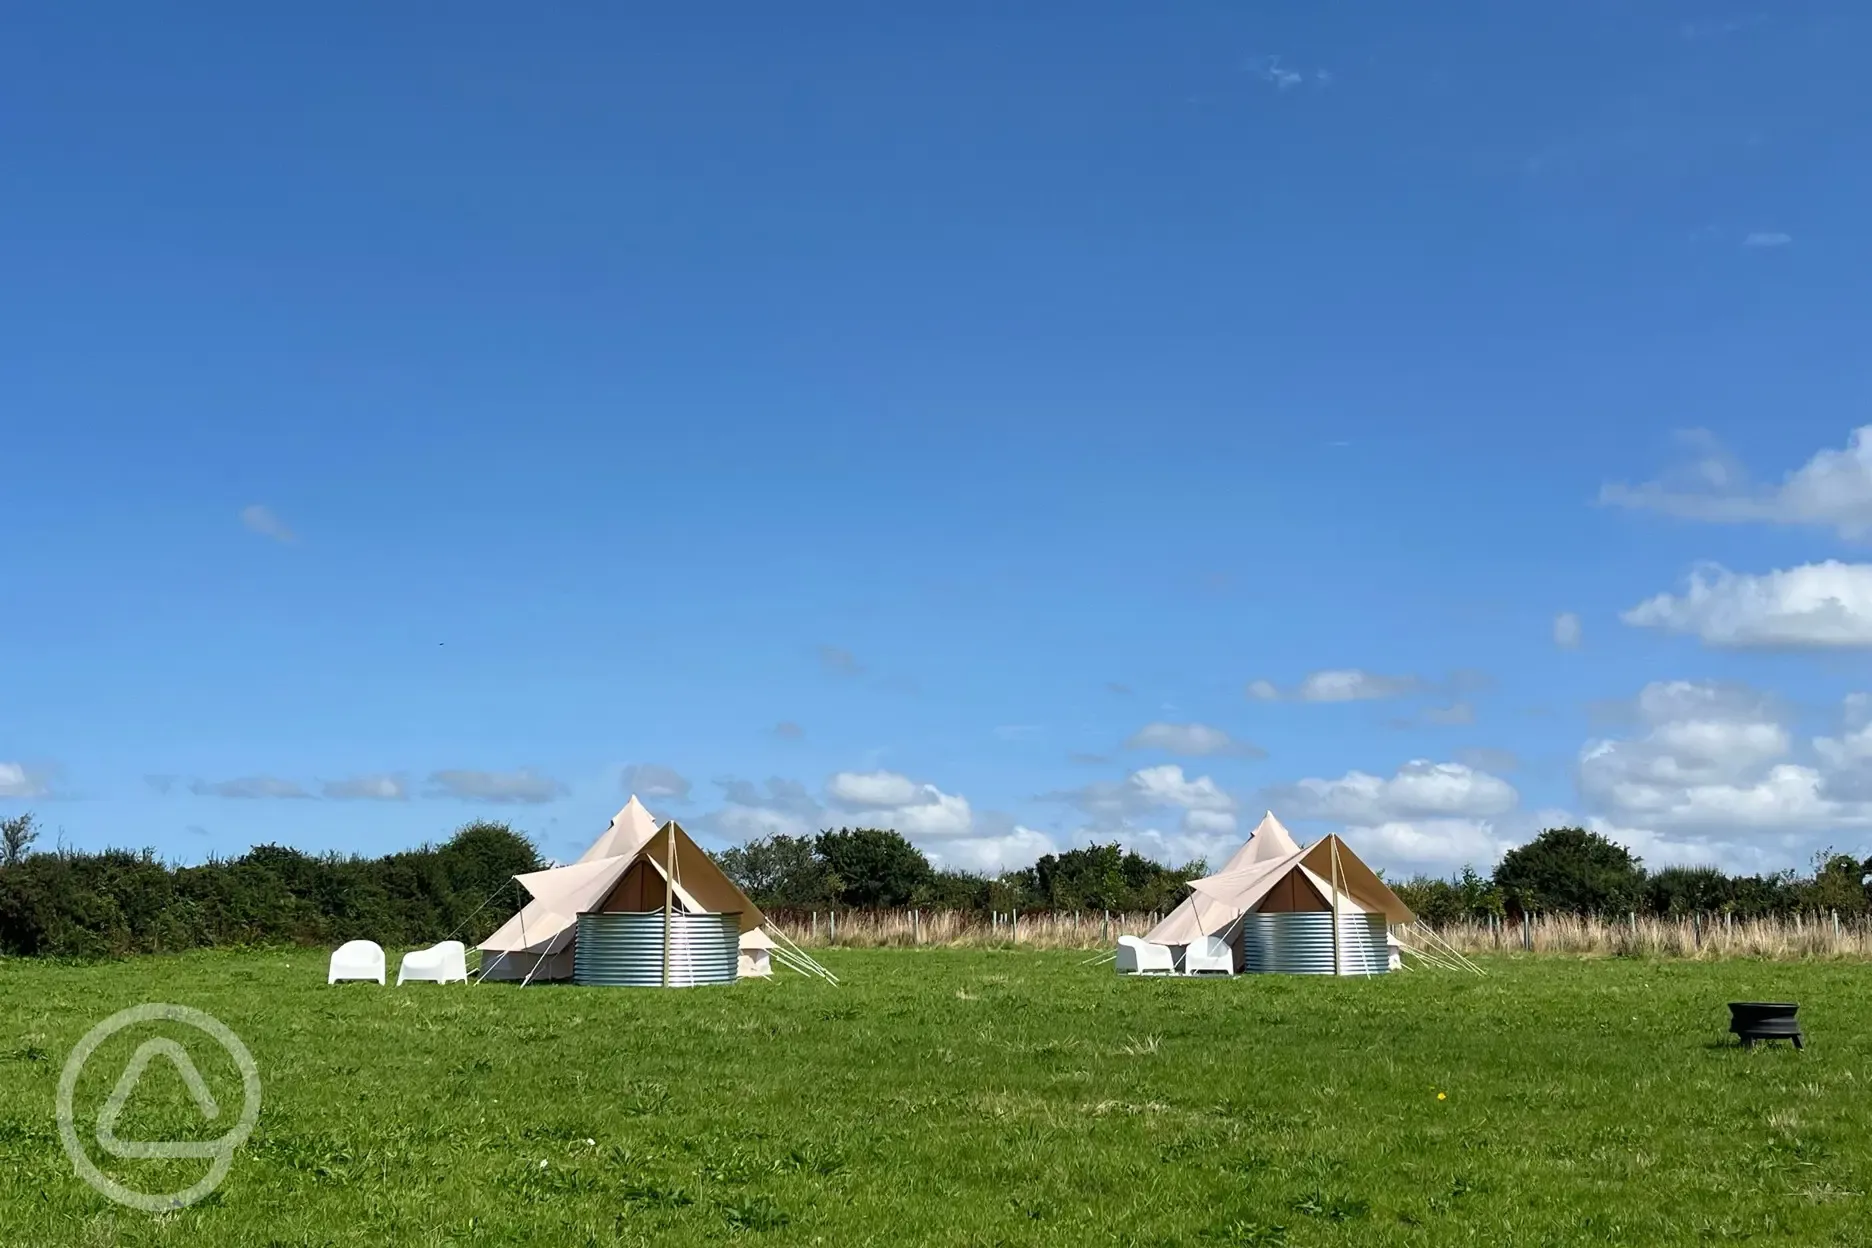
[1330,837,1343,977]
[663,824,675,988]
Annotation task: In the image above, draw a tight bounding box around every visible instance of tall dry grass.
[764,908,1872,960]
[764,909,1162,950]
[1426,911,1872,960]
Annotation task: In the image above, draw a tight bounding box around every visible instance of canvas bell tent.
[1141,813,1414,976]
[1145,811,1301,958]
[477,796,660,982]
[569,819,764,987]
[478,798,832,985]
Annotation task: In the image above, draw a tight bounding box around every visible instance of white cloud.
[1250,56,1304,90]
[1347,819,1515,870]
[1815,717,1872,771]
[702,771,978,848]
[1577,683,1872,850]
[239,504,296,543]
[620,763,691,801]
[704,777,824,842]
[1586,756,1836,832]
[1112,825,1238,871]
[1585,818,1785,875]
[1249,669,1423,702]
[1248,56,1329,92]
[1601,426,1872,539]
[827,770,927,808]
[1743,231,1792,248]
[874,790,974,838]
[1129,764,1236,813]
[712,801,818,842]
[1275,760,1518,824]
[1632,678,1770,724]
[928,827,1059,874]
[1047,764,1238,826]
[825,770,974,839]
[322,773,407,801]
[1040,765,1241,866]
[1299,669,1421,701]
[0,763,51,799]
[1622,561,1872,648]
[190,775,313,800]
[427,768,566,804]
[1124,722,1263,758]
[1553,612,1583,649]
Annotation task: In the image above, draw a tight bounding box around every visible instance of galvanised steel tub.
[1241,911,1389,976]
[573,911,740,987]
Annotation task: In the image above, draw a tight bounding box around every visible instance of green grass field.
[2,949,1869,1246]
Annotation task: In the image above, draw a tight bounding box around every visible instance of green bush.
[0,820,538,958]
[722,830,1203,914]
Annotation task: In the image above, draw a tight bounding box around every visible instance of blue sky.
[6,4,1872,876]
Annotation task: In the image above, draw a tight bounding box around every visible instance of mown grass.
[1,950,1869,1245]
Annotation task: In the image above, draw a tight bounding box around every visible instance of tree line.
[1393,827,1872,923]
[0,813,539,958]
[717,828,1203,914]
[721,825,1872,924]
[4,807,1868,960]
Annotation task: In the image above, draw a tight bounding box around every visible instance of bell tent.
[477,796,660,982]
[1142,812,1413,975]
[478,797,829,984]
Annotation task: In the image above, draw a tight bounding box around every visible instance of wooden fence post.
[1103,910,1110,944]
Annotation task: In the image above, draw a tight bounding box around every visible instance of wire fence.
[760,908,1872,960]
[762,909,1162,950]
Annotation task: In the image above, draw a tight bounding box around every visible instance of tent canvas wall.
[478,801,772,983]
[1142,814,1412,974]
[1145,811,1301,956]
[479,797,661,981]
[739,927,775,978]
[1180,832,1412,925]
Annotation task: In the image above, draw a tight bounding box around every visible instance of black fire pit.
[1729,1002,1803,1049]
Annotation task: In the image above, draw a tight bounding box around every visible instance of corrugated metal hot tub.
[573,911,740,987]
[1242,911,1389,976]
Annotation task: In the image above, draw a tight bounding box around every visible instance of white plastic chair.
[328,940,386,985]
[397,940,469,985]
[1182,935,1235,975]
[1115,935,1176,975]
